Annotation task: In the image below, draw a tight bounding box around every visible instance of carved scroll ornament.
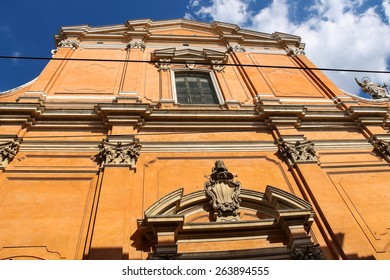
[0,140,20,167]
[204,160,241,221]
[278,140,318,166]
[93,139,141,168]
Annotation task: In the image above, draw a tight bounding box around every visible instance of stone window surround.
[170,68,225,105]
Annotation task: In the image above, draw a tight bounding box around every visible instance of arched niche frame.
[137,185,324,260]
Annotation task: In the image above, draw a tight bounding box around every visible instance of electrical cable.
[1,55,390,74]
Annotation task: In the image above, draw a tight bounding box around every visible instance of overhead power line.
[1,55,390,74]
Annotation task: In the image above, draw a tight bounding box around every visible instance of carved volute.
[204,160,241,221]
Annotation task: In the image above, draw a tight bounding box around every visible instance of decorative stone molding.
[277,140,318,166]
[185,63,196,70]
[57,39,79,50]
[204,160,241,221]
[229,44,246,52]
[371,137,390,162]
[211,60,225,72]
[92,139,141,168]
[155,59,171,71]
[0,140,20,168]
[291,245,325,260]
[287,47,305,57]
[126,41,146,51]
[139,185,316,259]
[149,253,182,260]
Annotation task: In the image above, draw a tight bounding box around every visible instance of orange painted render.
[0,19,389,260]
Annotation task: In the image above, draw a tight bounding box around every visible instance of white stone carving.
[355,77,390,100]
[371,138,390,162]
[278,140,318,166]
[211,60,225,72]
[185,63,196,70]
[287,47,305,56]
[93,139,142,168]
[229,44,246,52]
[0,140,20,167]
[57,39,79,50]
[126,41,146,51]
[204,160,241,221]
[155,59,171,71]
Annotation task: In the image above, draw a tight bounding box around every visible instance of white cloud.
[382,0,390,23]
[186,0,390,95]
[189,0,200,7]
[194,0,251,26]
[12,51,21,66]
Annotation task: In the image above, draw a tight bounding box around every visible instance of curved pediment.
[143,185,313,222]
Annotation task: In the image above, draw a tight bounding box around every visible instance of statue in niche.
[204,160,241,222]
[355,77,389,99]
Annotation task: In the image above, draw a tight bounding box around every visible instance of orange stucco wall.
[0,19,389,260]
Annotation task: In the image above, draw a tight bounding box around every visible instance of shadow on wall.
[86,248,128,260]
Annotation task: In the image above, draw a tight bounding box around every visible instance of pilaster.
[277,137,377,259]
[87,137,141,259]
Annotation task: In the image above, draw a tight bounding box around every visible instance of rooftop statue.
[355,77,389,99]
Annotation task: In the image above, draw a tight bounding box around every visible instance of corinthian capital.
[371,137,390,162]
[92,139,142,169]
[0,140,20,167]
[277,140,318,166]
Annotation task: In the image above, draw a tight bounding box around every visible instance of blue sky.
[1,0,390,96]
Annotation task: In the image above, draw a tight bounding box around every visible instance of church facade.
[0,19,389,260]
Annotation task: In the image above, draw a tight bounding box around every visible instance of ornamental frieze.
[277,140,318,166]
[93,139,141,168]
[204,160,241,221]
[0,140,20,168]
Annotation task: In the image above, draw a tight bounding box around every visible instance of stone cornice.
[54,19,304,51]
